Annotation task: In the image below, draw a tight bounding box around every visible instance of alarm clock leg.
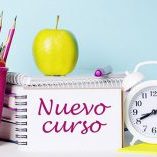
[130,137,138,145]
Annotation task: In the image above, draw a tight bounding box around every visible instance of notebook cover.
[15,88,123,152]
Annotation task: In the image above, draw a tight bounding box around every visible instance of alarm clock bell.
[122,71,144,92]
[123,61,157,91]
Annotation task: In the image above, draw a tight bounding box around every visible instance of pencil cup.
[0,67,7,121]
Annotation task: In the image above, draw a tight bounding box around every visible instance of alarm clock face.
[125,81,157,143]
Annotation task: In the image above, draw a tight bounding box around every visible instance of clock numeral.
[132,109,138,115]
[150,91,157,97]
[142,93,147,99]
[136,118,141,125]
[152,127,157,134]
[143,125,147,132]
[135,100,142,107]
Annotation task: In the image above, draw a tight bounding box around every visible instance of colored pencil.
[2,16,17,62]
[0,42,3,50]
[0,11,3,33]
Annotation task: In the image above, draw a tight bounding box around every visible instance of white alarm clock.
[123,61,157,145]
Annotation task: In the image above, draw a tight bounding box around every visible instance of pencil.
[0,42,3,54]
[0,11,3,33]
[2,16,17,62]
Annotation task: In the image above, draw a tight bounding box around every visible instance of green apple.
[32,16,78,76]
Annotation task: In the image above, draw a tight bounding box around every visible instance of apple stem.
[55,15,59,29]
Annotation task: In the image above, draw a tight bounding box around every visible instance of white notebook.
[6,72,124,152]
[6,72,125,88]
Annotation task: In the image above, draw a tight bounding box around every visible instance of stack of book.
[0,93,16,143]
[0,72,124,152]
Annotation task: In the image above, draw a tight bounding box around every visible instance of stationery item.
[119,143,157,154]
[7,72,30,85]
[2,16,17,62]
[0,42,6,67]
[2,106,17,120]
[0,42,3,53]
[94,66,112,77]
[5,72,124,152]
[6,72,125,87]
[0,11,3,33]
[4,93,16,109]
[0,103,17,143]
[0,67,8,120]
[0,43,5,59]
[0,118,16,142]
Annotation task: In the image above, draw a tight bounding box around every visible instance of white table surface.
[0,131,155,157]
[0,141,155,157]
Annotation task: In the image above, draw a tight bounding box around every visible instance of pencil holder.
[0,67,7,120]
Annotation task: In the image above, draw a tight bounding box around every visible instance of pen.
[94,66,112,77]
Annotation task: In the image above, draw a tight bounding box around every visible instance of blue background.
[1,0,157,76]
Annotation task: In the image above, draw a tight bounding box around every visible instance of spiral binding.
[15,95,28,146]
[7,72,30,85]
[25,78,123,89]
[6,72,124,89]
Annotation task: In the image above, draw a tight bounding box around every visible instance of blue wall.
[1,0,157,76]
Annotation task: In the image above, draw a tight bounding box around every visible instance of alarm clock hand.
[140,109,157,120]
[140,112,152,120]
